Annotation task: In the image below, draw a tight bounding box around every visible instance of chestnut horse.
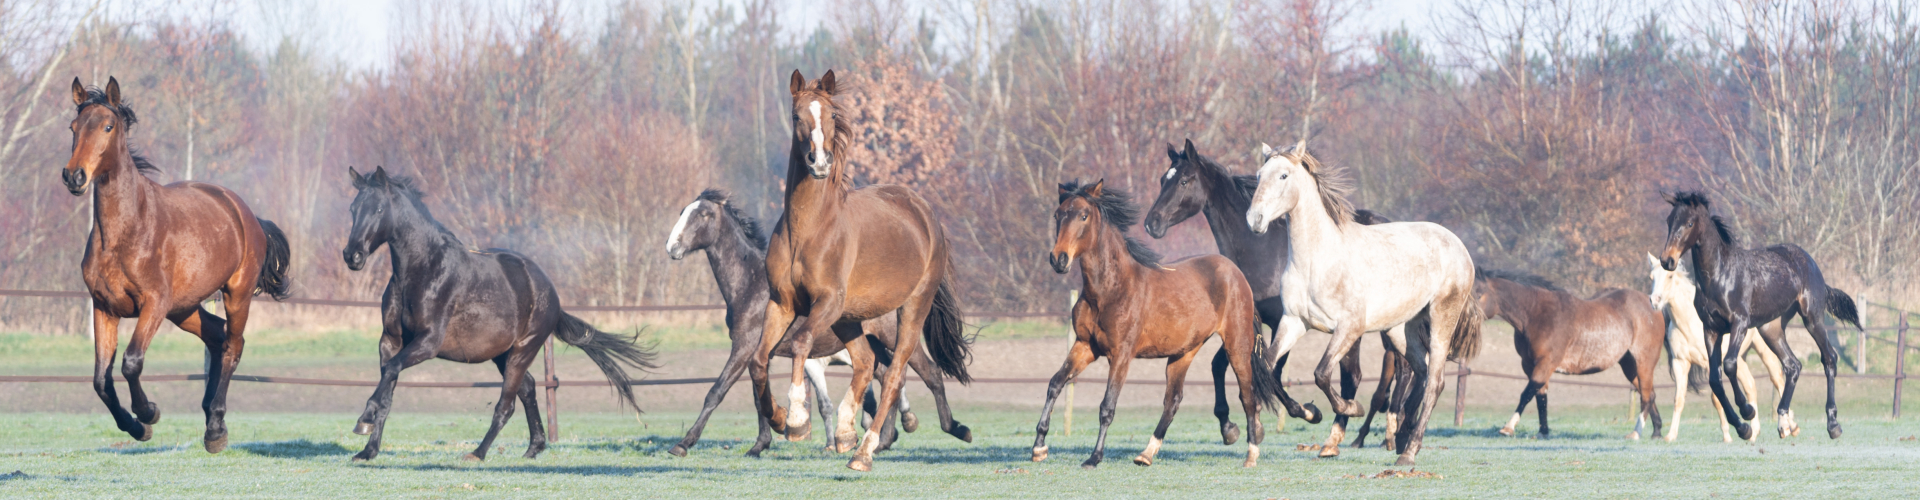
[1143,139,1413,458]
[754,70,973,471]
[1474,269,1665,439]
[664,189,970,457]
[1658,192,1859,440]
[1034,180,1283,468]
[61,77,291,453]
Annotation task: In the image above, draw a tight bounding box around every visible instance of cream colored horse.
[1245,142,1483,467]
[1646,253,1792,442]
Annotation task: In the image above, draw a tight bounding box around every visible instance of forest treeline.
[2,0,1915,333]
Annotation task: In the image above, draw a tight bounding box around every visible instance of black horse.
[1658,192,1860,440]
[1144,139,1414,456]
[341,166,658,461]
[663,189,971,457]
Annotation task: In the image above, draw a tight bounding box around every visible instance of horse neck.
[384,203,462,275]
[1197,169,1273,260]
[702,223,767,308]
[1490,280,1548,332]
[780,157,848,236]
[1687,228,1735,297]
[1076,225,1144,306]
[1282,184,1346,266]
[89,147,157,242]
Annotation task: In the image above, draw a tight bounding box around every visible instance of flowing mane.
[362,171,460,243]
[76,86,160,175]
[1670,191,1737,245]
[1476,267,1562,292]
[697,189,768,250]
[1060,179,1162,268]
[1274,146,1357,225]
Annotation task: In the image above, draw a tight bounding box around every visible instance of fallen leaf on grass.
[993,467,1028,474]
[1294,444,1323,452]
[1343,469,1443,479]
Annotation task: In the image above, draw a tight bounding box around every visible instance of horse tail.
[1245,325,1286,412]
[922,280,974,384]
[254,218,292,301]
[1687,364,1708,394]
[1447,286,1485,362]
[1826,288,1862,330]
[554,313,659,414]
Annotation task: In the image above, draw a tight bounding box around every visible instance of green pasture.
[2,407,1918,498]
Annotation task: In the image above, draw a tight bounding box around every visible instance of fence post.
[1065,289,1077,437]
[1895,314,1908,419]
[1454,362,1468,426]
[544,336,559,438]
[1858,295,1868,373]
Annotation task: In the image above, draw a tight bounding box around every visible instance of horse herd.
[56,69,1862,473]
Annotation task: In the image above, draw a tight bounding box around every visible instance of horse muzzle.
[61,169,87,195]
[343,248,368,271]
[1144,216,1167,239]
[666,243,688,260]
[807,152,832,179]
[1049,252,1071,274]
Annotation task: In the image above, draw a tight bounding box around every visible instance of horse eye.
[1079,213,1088,221]
[1179,177,1189,185]
[1280,173,1289,180]
[105,124,113,132]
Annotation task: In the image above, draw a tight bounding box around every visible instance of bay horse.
[1035,179,1283,468]
[62,77,292,453]
[1144,139,1413,458]
[341,167,658,461]
[756,70,973,471]
[1474,269,1665,439]
[1646,254,1791,442]
[1245,142,1483,466]
[663,189,971,457]
[1657,192,1859,440]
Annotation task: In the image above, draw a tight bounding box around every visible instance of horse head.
[1246,141,1307,234]
[343,166,403,271]
[1646,252,1693,310]
[1051,179,1108,273]
[1659,192,1715,271]
[789,69,845,181]
[667,190,763,260]
[1146,139,1207,239]
[65,77,135,196]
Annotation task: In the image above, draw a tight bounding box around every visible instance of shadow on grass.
[1425,427,1618,441]
[233,439,355,459]
[96,443,192,455]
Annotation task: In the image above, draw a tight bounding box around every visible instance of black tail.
[1827,288,1861,330]
[554,313,659,414]
[922,280,974,384]
[255,218,292,301]
[1245,329,1286,412]
[1687,364,1708,394]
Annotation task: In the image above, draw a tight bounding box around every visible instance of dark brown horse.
[1659,192,1860,440]
[1033,179,1283,468]
[1475,269,1665,439]
[61,77,291,453]
[754,70,973,471]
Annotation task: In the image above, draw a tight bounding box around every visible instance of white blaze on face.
[666,200,701,251]
[809,100,826,165]
[1164,167,1177,181]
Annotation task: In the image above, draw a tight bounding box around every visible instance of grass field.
[2,406,1918,498]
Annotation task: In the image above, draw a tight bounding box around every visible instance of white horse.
[1244,142,1483,466]
[1645,253,1790,442]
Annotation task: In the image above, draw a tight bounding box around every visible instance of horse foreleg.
[171,306,229,449]
[89,307,144,441]
[803,356,837,451]
[753,302,798,451]
[1313,324,1367,418]
[1502,378,1545,437]
[1702,332,1754,440]
[1033,341,1095,462]
[1721,318,1759,421]
[1272,316,1321,423]
[1318,344,1364,457]
[352,323,445,462]
[671,336,757,457]
[787,298,842,442]
[1209,349,1241,445]
[1084,347,1136,469]
[1135,349,1198,467]
[118,297,170,444]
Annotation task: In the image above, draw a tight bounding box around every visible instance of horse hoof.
[1221,423,1241,445]
[952,424,973,443]
[351,452,374,462]
[745,448,764,459]
[1394,455,1416,466]
[668,445,689,457]
[462,453,484,462]
[353,422,374,436]
[1133,454,1152,467]
[1080,460,1100,469]
[1828,423,1842,439]
[785,426,811,442]
[1318,445,1340,458]
[1741,403,1757,421]
[134,423,153,442]
[1498,427,1514,437]
[204,435,227,454]
[1627,431,1640,441]
[1736,424,1756,441]
[847,454,873,472]
[1031,446,1049,462]
[901,412,920,433]
[1302,403,1324,424]
[832,440,855,454]
[139,407,161,425]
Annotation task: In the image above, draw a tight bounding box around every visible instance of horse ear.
[1662,192,1679,205]
[1259,142,1275,159]
[372,166,389,182]
[1057,182,1075,202]
[818,69,837,93]
[1645,252,1660,269]
[349,166,367,188]
[1087,179,1106,198]
[105,77,122,108]
[1166,143,1181,162]
[789,69,805,94]
[71,77,86,105]
[1183,138,1197,156]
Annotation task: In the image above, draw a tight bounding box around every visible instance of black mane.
[1060,179,1162,267]
[1476,267,1561,292]
[1231,174,1259,198]
[697,189,767,250]
[1670,191,1737,245]
[76,86,160,175]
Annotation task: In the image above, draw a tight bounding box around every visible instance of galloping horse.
[62,77,292,453]
[1646,254,1790,442]
[1144,139,1412,457]
[1035,180,1283,468]
[1474,269,1665,439]
[1245,142,1483,466]
[341,167,658,461]
[755,70,973,471]
[1657,192,1859,440]
[664,189,970,457]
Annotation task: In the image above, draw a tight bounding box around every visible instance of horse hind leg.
[1136,349,1199,467]
[467,348,536,461]
[1272,316,1323,423]
[515,368,547,458]
[903,345,970,442]
[802,357,839,451]
[170,306,232,448]
[1752,320,1798,437]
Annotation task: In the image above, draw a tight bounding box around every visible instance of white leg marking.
[1502,413,1522,435]
[787,383,809,428]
